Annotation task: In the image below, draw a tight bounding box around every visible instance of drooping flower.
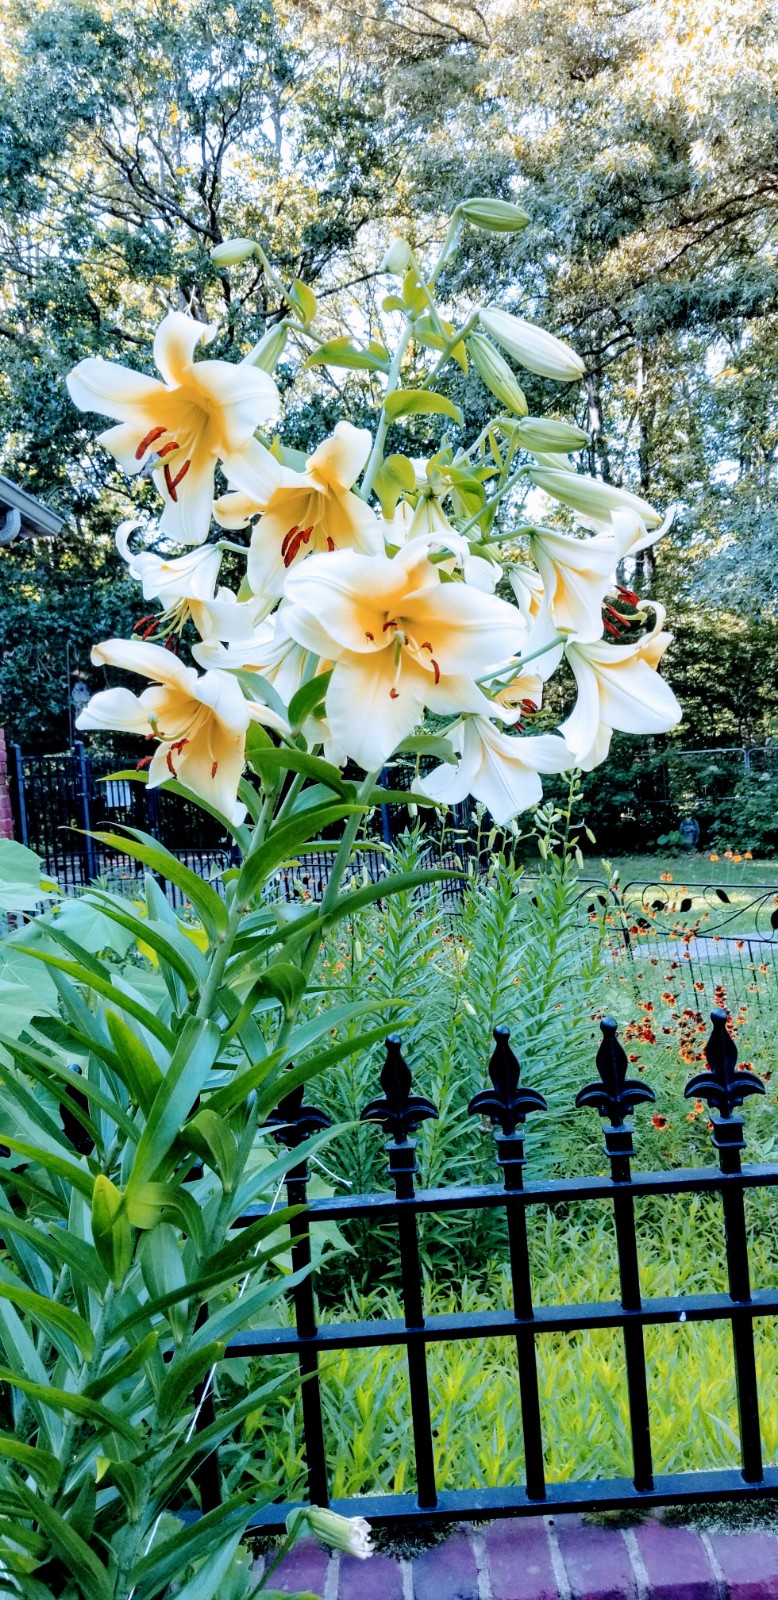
[283,544,522,770]
[293,1507,374,1561]
[67,313,279,545]
[508,563,545,626]
[213,422,382,596]
[192,606,310,706]
[75,638,262,821]
[420,719,572,824]
[116,522,222,635]
[528,526,627,640]
[560,606,681,768]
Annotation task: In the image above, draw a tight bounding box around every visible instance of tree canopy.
[1,0,776,752]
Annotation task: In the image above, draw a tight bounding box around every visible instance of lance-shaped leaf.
[361,1035,438,1143]
[468,1025,546,1135]
[575,1018,655,1126]
[685,1008,766,1119]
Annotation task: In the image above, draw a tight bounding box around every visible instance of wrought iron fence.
[205,1010,778,1527]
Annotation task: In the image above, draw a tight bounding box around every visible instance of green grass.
[243,1195,778,1499]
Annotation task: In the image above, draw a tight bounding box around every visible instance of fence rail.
[192,1009,778,1526]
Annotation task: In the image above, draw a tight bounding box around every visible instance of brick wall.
[0,727,14,840]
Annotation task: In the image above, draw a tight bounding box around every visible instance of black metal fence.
[210,1011,778,1527]
[7,742,233,901]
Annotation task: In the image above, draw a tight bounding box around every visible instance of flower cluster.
[69,218,681,825]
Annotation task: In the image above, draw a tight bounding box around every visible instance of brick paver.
[258,1511,778,1597]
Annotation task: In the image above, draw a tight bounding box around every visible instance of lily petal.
[67,358,166,425]
[308,421,371,490]
[154,312,217,387]
[76,687,152,736]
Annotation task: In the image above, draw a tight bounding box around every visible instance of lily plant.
[0,196,681,1600]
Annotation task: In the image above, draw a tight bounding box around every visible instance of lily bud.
[480,307,585,382]
[460,197,531,233]
[516,417,590,453]
[468,333,528,415]
[530,450,578,472]
[528,466,661,528]
[211,237,258,267]
[243,322,289,372]
[292,1507,374,1560]
[381,237,413,275]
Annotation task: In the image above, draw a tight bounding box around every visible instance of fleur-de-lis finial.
[263,1076,332,1149]
[684,1009,765,1120]
[360,1036,438,1144]
[468,1025,547,1134]
[576,1018,656,1126]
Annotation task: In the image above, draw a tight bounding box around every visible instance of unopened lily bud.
[211,237,258,267]
[516,417,590,453]
[480,307,585,382]
[244,322,289,372]
[295,1507,374,1560]
[468,333,528,416]
[460,197,531,233]
[528,467,661,528]
[530,449,578,472]
[381,237,413,275]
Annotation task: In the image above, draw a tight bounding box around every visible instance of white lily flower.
[508,563,545,626]
[192,607,310,706]
[115,524,223,643]
[560,605,681,768]
[388,496,502,593]
[529,467,662,539]
[421,720,572,824]
[294,1507,374,1561]
[529,526,626,641]
[283,544,522,770]
[67,313,279,545]
[213,421,383,596]
[75,638,257,821]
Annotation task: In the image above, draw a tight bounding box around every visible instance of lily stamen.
[135,424,166,460]
[164,459,191,502]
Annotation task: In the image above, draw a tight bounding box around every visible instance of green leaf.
[245,745,354,798]
[86,1330,158,1400]
[237,803,366,902]
[19,948,177,1052]
[85,889,206,991]
[0,1280,94,1362]
[104,1010,165,1116]
[139,1223,189,1341]
[287,671,332,731]
[395,733,458,764]
[92,1176,132,1287]
[0,1434,61,1493]
[13,1484,112,1600]
[0,1366,140,1443]
[288,278,317,327]
[86,827,228,941]
[0,839,57,912]
[128,1019,221,1195]
[0,1215,106,1294]
[100,770,251,854]
[156,1341,225,1428]
[384,389,463,426]
[373,452,417,517]
[184,1109,238,1192]
[306,336,389,372]
[0,1137,95,1199]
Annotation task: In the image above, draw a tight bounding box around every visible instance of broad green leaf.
[244,745,354,798]
[237,803,366,902]
[306,336,389,372]
[86,1330,158,1400]
[287,671,332,731]
[104,1010,165,1116]
[124,1182,206,1254]
[86,827,228,941]
[184,1109,238,1192]
[395,733,458,764]
[0,1215,105,1293]
[384,389,463,426]
[92,1176,132,1287]
[0,1036,137,1144]
[289,277,317,326]
[139,1223,188,1341]
[209,1020,391,1117]
[0,1137,94,1199]
[85,891,206,992]
[156,1340,225,1427]
[0,839,57,912]
[130,1497,254,1592]
[101,769,250,853]
[0,1432,60,1492]
[48,894,136,957]
[373,451,417,517]
[0,1365,140,1443]
[13,1484,112,1600]
[128,1019,221,1195]
[166,1526,246,1600]
[0,1281,93,1362]
[19,948,177,1052]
